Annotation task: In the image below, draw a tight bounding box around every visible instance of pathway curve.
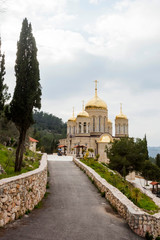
[0,156,143,240]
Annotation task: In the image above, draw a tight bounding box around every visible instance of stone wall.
[74,158,160,239]
[0,154,47,227]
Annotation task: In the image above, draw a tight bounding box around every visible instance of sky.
[0,0,160,146]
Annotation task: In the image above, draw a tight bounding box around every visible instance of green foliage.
[0,144,41,179]
[34,201,43,209]
[95,154,100,161]
[156,153,160,168]
[0,39,10,112]
[31,111,66,153]
[145,232,153,240]
[81,158,159,214]
[33,111,66,136]
[8,18,41,172]
[106,137,148,178]
[149,156,156,164]
[25,209,31,215]
[155,236,160,240]
[46,181,49,189]
[141,160,160,182]
[0,114,18,145]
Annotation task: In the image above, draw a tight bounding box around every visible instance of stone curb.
[73,158,160,239]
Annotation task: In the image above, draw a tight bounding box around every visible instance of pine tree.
[0,38,10,112]
[143,134,149,160]
[156,154,160,168]
[10,18,42,172]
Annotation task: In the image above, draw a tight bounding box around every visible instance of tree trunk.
[15,128,26,172]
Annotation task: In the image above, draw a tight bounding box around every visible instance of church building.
[59,81,129,162]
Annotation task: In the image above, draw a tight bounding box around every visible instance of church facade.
[59,81,129,162]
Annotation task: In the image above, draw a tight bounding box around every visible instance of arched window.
[93,116,95,132]
[99,116,101,132]
[88,123,90,133]
[119,124,121,134]
[69,126,71,134]
[84,122,86,133]
[104,117,106,132]
[79,122,81,133]
[123,124,125,134]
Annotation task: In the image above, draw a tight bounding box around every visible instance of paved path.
[0,157,143,240]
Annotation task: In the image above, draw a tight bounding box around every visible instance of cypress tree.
[143,134,149,160]
[10,18,41,172]
[156,154,160,168]
[0,38,10,112]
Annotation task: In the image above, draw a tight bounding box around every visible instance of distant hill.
[148,147,160,158]
[33,111,67,135]
[31,111,67,153]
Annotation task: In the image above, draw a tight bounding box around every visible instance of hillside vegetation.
[0,144,41,179]
[32,111,67,153]
[81,158,159,214]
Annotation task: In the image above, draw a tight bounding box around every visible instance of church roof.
[85,80,107,110]
[77,111,89,118]
[68,108,76,121]
[77,102,89,118]
[115,104,128,120]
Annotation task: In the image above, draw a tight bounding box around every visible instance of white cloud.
[89,0,99,4]
[0,0,160,146]
[85,0,160,64]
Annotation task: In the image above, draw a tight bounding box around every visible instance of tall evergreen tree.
[156,153,160,168]
[0,38,10,112]
[143,134,149,160]
[10,18,41,172]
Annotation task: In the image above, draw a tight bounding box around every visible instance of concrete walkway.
[0,157,143,240]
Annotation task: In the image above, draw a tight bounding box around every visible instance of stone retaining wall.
[74,158,160,239]
[0,154,47,226]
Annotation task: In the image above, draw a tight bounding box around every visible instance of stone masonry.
[74,158,160,239]
[0,154,47,227]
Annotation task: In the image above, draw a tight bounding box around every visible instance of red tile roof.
[29,137,39,143]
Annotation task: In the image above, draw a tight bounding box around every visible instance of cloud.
[89,0,100,4]
[0,0,160,146]
[85,0,160,64]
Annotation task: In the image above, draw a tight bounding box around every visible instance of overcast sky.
[0,0,160,146]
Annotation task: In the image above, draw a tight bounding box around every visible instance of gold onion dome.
[68,108,76,121]
[77,101,89,118]
[116,104,128,120]
[108,119,112,124]
[85,80,107,110]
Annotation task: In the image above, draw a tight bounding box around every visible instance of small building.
[29,137,39,152]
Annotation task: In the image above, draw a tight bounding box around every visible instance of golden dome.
[115,104,128,120]
[108,119,112,124]
[98,134,113,143]
[85,95,107,110]
[68,116,76,121]
[77,111,89,118]
[85,80,107,110]
[77,101,89,118]
[68,107,76,122]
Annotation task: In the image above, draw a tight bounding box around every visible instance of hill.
[148,146,160,158]
[31,111,67,153]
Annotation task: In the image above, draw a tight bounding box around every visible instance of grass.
[81,158,159,214]
[0,144,42,179]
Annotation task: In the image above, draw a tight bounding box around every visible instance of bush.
[145,232,153,240]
